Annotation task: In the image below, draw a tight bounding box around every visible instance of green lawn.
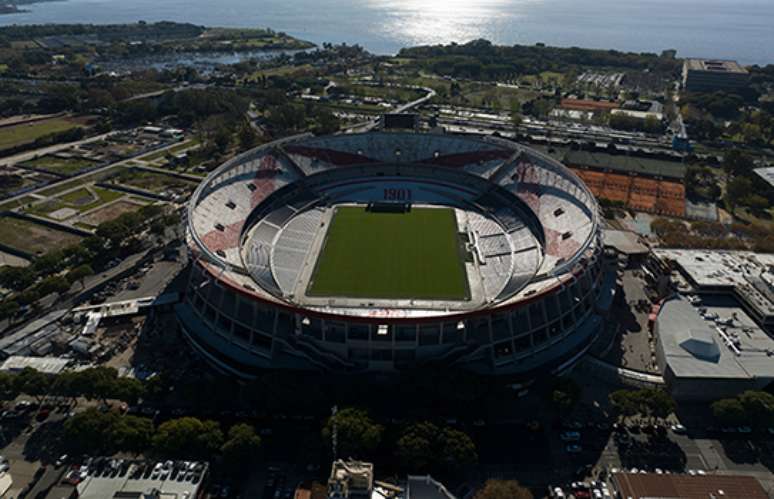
[308,206,469,300]
[21,155,98,175]
[111,169,197,194]
[26,186,124,217]
[139,139,200,162]
[0,118,81,151]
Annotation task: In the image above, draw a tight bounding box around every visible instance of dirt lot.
[0,216,83,255]
[80,199,145,226]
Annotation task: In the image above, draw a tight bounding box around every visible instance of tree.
[153,417,224,459]
[723,150,753,178]
[63,408,119,454]
[396,421,477,473]
[66,264,94,288]
[737,390,774,428]
[13,367,50,403]
[726,176,753,212]
[109,415,154,454]
[609,389,638,418]
[221,423,262,471]
[712,398,746,427]
[238,121,258,150]
[474,480,533,499]
[322,408,383,459]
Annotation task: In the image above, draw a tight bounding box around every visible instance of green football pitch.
[307,206,469,300]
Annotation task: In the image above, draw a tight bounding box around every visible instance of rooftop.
[612,472,767,499]
[563,150,686,180]
[656,294,774,380]
[684,58,748,74]
[0,355,70,375]
[653,249,774,320]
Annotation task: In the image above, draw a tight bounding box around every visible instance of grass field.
[21,155,98,175]
[26,186,124,217]
[112,169,198,194]
[0,117,82,151]
[0,216,83,255]
[308,206,469,300]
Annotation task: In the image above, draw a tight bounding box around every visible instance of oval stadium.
[176,131,609,380]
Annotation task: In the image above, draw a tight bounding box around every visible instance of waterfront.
[1,0,773,64]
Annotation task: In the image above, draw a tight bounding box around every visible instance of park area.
[25,186,124,219]
[110,168,198,194]
[0,116,89,152]
[20,155,99,176]
[0,216,83,255]
[308,206,469,300]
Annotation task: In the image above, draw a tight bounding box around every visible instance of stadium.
[176,131,609,379]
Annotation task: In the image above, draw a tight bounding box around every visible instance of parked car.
[565,444,582,453]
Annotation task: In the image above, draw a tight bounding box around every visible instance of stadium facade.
[176,131,610,379]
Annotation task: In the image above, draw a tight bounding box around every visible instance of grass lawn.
[140,139,200,162]
[0,216,83,255]
[0,195,36,212]
[308,206,469,300]
[38,165,121,197]
[0,118,81,151]
[27,186,124,217]
[21,155,99,175]
[112,169,197,193]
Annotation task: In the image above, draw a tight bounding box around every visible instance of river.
[1,0,773,64]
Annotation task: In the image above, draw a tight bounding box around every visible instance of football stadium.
[177,131,609,379]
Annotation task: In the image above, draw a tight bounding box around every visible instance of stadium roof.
[563,150,686,180]
[612,472,766,499]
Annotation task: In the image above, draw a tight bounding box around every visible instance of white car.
[670,424,687,434]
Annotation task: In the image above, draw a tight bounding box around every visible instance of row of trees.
[0,366,145,406]
[64,410,261,472]
[609,388,676,422]
[711,390,774,428]
[322,408,478,475]
[398,39,679,81]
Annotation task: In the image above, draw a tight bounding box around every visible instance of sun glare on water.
[365,0,537,47]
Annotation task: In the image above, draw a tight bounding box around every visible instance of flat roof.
[76,462,207,499]
[0,355,70,375]
[753,166,774,188]
[684,58,748,74]
[652,249,774,318]
[613,472,767,499]
[603,229,649,255]
[656,295,774,380]
[563,150,686,180]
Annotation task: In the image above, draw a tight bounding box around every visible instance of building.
[612,472,768,499]
[649,249,774,400]
[0,355,70,375]
[682,59,749,92]
[324,460,454,499]
[178,131,611,379]
[651,249,774,329]
[73,459,208,499]
[654,295,774,400]
[328,460,374,499]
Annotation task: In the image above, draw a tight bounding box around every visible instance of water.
[2,0,773,65]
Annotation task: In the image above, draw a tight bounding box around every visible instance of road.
[0,131,117,168]
[344,85,436,133]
